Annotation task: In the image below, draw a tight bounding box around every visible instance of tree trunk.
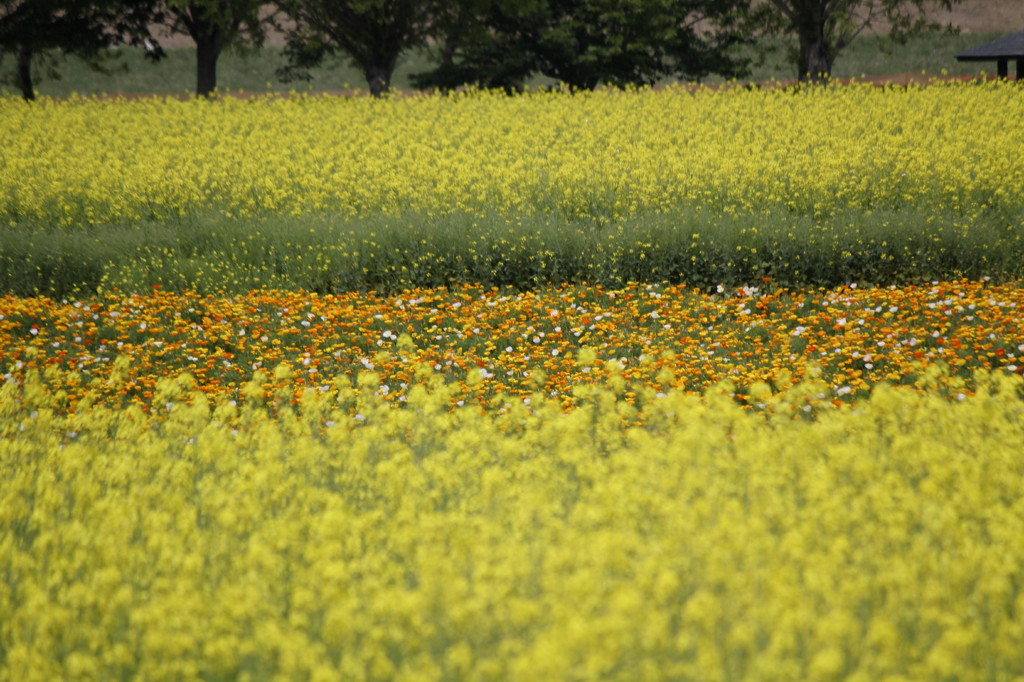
[363,62,394,98]
[797,31,833,82]
[16,44,34,101]
[195,35,223,97]
[360,51,399,98]
[183,2,229,98]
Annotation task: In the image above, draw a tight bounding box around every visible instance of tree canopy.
[0,0,159,100]
[0,0,971,98]
[747,0,963,81]
[415,0,753,92]
[155,0,274,96]
[276,0,441,97]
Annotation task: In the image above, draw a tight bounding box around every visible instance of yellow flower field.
[4,82,1024,681]
[2,366,1024,681]
[1,80,1022,228]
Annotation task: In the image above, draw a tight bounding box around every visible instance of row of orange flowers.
[2,280,1022,412]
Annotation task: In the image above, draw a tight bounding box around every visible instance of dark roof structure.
[956,30,1024,79]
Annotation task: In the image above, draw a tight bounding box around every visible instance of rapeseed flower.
[1,81,1021,228]
[2,365,1023,681]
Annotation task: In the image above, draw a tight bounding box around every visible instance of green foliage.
[413,0,752,91]
[0,0,161,99]
[4,205,1022,297]
[276,0,442,97]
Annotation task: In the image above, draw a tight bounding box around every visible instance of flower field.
[2,80,1024,296]
[2,280,1024,411]
[3,82,1024,681]
[2,81,1022,228]
[3,363,1024,682]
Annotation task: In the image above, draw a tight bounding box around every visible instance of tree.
[0,0,161,100]
[155,0,273,97]
[747,0,963,82]
[414,0,752,92]
[276,0,442,97]
[412,0,548,92]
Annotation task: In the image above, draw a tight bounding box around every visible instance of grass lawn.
[0,30,1005,99]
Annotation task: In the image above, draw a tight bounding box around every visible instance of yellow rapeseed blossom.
[2,366,1024,681]
[1,81,1021,228]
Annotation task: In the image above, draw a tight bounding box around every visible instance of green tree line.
[1,0,961,99]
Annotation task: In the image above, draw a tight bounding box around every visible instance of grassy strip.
[2,205,1022,297]
[3,32,1001,99]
